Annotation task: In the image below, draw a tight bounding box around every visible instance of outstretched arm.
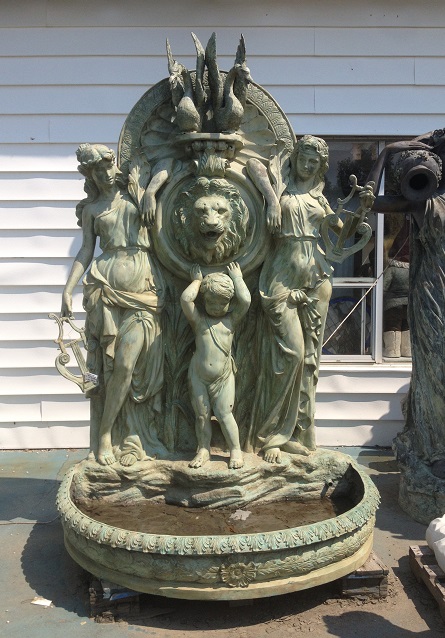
[180,264,203,326]
[365,140,431,215]
[61,208,96,317]
[367,139,432,197]
[227,262,251,325]
[246,158,281,233]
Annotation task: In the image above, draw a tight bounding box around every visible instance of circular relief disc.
[152,167,269,279]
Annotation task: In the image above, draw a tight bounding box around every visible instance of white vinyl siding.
[2,0,442,448]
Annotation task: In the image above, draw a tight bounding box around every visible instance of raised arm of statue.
[142,158,174,226]
[180,264,203,326]
[246,158,281,233]
[226,261,251,326]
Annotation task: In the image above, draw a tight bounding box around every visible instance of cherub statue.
[180,262,251,469]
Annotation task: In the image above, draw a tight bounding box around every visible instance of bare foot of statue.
[282,440,311,456]
[120,452,138,467]
[189,448,211,468]
[229,449,244,469]
[97,435,116,466]
[263,447,282,464]
[98,450,117,466]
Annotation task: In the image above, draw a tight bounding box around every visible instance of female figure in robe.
[61,144,169,466]
[247,135,373,463]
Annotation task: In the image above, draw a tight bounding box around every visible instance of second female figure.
[246,135,373,463]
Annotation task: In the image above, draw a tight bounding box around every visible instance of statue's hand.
[288,289,309,306]
[359,184,376,212]
[61,291,74,319]
[266,201,281,234]
[227,262,243,280]
[142,191,156,227]
[190,264,203,282]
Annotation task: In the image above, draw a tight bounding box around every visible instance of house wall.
[1,0,442,449]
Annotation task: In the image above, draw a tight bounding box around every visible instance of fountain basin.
[56,450,379,600]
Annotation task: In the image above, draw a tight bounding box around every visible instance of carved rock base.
[57,450,379,600]
[394,431,445,524]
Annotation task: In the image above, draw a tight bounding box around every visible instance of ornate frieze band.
[57,463,379,558]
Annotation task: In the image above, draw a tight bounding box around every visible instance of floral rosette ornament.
[220,561,258,588]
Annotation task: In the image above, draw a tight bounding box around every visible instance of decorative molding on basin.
[57,462,379,558]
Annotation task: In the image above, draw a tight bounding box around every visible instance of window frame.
[320,138,409,366]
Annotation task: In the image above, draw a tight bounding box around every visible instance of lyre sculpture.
[49,313,98,393]
[321,175,374,263]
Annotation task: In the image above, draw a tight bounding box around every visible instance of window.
[321,139,411,364]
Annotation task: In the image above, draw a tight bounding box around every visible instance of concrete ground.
[0,448,444,638]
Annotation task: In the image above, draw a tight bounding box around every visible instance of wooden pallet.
[340,551,389,599]
[89,578,141,622]
[410,545,445,621]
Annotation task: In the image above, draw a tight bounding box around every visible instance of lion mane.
[174,177,249,264]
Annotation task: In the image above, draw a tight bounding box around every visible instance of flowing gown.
[247,189,333,452]
[404,192,445,462]
[83,193,165,452]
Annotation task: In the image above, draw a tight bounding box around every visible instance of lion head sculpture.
[173,177,249,265]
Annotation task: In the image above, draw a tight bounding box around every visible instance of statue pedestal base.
[57,449,379,600]
[394,432,445,524]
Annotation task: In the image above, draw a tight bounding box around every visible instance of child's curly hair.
[201,273,234,301]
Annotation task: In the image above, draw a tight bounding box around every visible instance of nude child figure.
[180,262,251,469]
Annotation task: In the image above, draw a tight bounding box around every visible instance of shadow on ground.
[323,610,434,637]
[0,476,89,618]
